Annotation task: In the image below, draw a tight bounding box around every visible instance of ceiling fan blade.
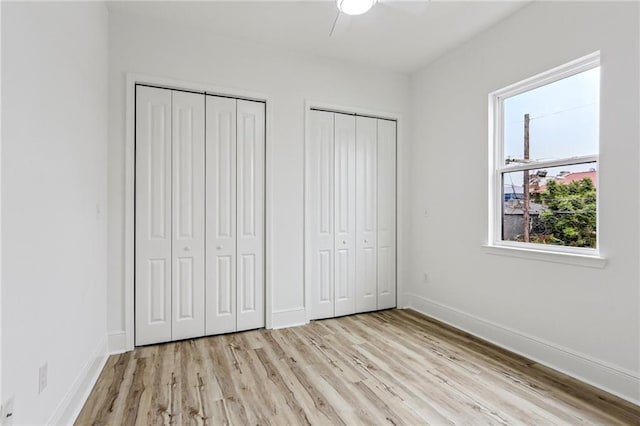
[379,0,430,15]
[329,10,352,38]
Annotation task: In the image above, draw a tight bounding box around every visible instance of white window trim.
[482,244,606,269]
[486,51,604,266]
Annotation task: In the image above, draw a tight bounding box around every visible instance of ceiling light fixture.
[336,0,377,16]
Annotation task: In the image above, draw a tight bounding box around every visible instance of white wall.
[1,2,109,424]
[407,1,639,402]
[107,12,410,345]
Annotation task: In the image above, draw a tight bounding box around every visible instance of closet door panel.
[206,96,238,335]
[135,86,172,345]
[307,110,335,320]
[171,90,205,340]
[236,100,265,331]
[377,120,397,310]
[334,113,356,317]
[355,116,378,313]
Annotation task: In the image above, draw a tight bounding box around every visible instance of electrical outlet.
[2,395,15,426]
[39,363,48,394]
[423,209,429,218]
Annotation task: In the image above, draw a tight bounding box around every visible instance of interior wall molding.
[271,307,308,329]
[107,331,127,354]
[46,337,108,425]
[404,292,640,405]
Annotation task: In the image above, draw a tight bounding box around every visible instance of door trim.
[303,101,404,324]
[124,73,271,351]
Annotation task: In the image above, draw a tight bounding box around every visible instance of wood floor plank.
[88,350,136,425]
[351,317,551,424]
[254,347,314,424]
[76,309,640,425]
[77,355,119,425]
[122,357,147,425]
[133,345,158,426]
[261,332,346,425]
[393,309,639,424]
[178,340,207,425]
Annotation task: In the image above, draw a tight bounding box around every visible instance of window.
[490,53,600,255]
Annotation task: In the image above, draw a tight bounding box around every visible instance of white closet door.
[334,113,357,317]
[355,116,378,313]
[307,110,335,320]
[171,91,205,340]
[236,100,265,331]
[377,119,396,310]
[135,86,172,345]
[205,96,237,335]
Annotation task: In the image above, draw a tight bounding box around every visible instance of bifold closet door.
[135,87,205,345]
[206,96,265,334]
[334,113,357,317]
[308,111,394,319]
[355,116,378,313]
[205,96,237,335]
[377,119,397,310]
[307,110,335,320]
[235,99,265,332]
[171,91,205,341]
[135,86,172,345]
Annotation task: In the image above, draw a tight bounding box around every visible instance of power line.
[507,102,597,125]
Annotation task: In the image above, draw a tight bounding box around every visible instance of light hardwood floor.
[76,309,640,425]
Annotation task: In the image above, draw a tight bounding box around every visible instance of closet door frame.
[124,74,271,351]
[304,101,403,323]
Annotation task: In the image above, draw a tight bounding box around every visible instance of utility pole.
[523,113,530,242]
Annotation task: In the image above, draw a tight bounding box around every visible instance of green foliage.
[536,178,596,248]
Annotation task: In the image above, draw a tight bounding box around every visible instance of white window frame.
[487,52,604,265]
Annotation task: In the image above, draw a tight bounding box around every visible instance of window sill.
[482,244,607,269]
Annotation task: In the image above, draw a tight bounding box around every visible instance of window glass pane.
[503,67,599,165]
[502,163,597,248]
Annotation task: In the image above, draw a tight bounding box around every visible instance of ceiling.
[107,0,530,74]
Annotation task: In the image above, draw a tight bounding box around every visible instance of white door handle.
[216,245,223,250]
[343,240,347,244]
[184,246,192,252]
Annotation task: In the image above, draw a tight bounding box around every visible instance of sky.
[502,66,600,188]
[503,66,600,163]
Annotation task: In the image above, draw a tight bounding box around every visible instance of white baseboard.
[108,330,128,354]
[109,307,311,352]
[46,336,109,425]
[397,292,410,308]
[405,293,640,405]
[270,307,308,329]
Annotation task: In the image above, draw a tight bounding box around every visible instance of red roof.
[558,171,597,188]
[538,170,597,192]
